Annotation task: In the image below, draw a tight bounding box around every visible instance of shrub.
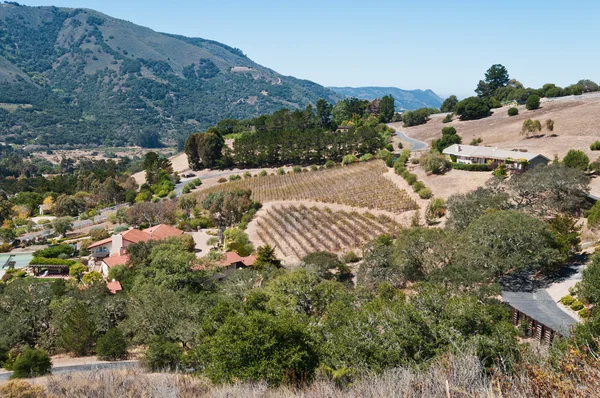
[420,152,450,174]
[560,295,575,306]
[0,380,46,396]
[97,328,128,361]
[570,300,584,311]
[342,154,359,165]
[192,178,202,186]
[359,153,374,162]
[450,162,490,171]
[342,251,360,263]
[588,202,600,228]
[325,160,335,168]
[10,348,51,379]
[418,188,433,199]
[508,107,518,116]
[492,164,508,178]
[590,141,600,151]
[563,149,589,170]
[228,175,241,181]
[140,336,183,372]
[412,181,426,192]
[525,94,540,110]
[426,197,447,220]
[30,257,76,266]
[181,185,191,194]
[579,308,591,318]
[455,96,490,120]
[470,137,483,146]
[33,244,74,258]
[293,165,302,173]
[404,173,417,185]
[277,168,286,175]
[217,178,227,183]
[442,114,452,123]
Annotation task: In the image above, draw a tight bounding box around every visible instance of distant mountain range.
[329,86,444,111]
[0,3,339,147]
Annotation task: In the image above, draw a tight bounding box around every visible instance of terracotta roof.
[102,254,129,268]
[121,228,153,244]
[107,280,123,294]
[241,255,256,267]
[143,224,184,240]
[88,237,113,249]
[219,252,244,266]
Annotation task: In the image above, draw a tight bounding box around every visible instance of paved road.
[0,360,139,381]
[391,128,428,152]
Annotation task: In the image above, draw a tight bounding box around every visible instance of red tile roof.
[102,254,129,268]
[241,255,256,267]
[121,228,153,244]
[144,224,184,240]
[107,280,122,294]
[219,252,244,266]
[88,237,113,249]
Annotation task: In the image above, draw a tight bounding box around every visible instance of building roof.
[143,224,185,240]
[443,144,549,162]
[106,280,123,294]
[241,255,256,267]
[502,290,578,336]
[219,251,244,266]
[102,254,129,268]
[88,224,184,249]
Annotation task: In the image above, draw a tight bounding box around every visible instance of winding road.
[388,124,428,152]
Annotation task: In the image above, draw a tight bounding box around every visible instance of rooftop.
[102,254,129,268]
[443,144,549,162]
[107,280,123,294]
[88,224,184,249]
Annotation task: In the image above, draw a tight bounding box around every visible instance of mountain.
[0,3,339,147]
[329,86,444,111]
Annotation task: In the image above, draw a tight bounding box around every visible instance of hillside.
[0,3,339,147]
[329,86,443,111]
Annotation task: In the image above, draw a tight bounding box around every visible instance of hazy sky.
[17,0,600,98]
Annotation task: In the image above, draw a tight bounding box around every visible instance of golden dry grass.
[195,160,418,214]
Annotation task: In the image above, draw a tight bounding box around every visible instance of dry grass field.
[390,94,600,160]
[196,160,418,214]
[254,204,401,261]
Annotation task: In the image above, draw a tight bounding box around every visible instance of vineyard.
[197,161,418,213]
[255,204,402,261]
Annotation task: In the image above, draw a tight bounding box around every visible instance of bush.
[470,137,483,146]
[97,328,128,361]
[525,94,540,110]
[342,251,360,263]
[325,160,335,168]
[342,154,359,165]
[570,300,584,311]
[508,107,518,116]
[141,336,183,372]
[217,178,227,183]
[563,149,589,171]
[579,308,591,318]
[455,97,490,120]
[492,164,508,178]
[426,197,447,220]
[33,244,74,258]
[442,114,452,123]
[588,202,600,228]
[412,181,426,192]
[293,165,302,173]
[359,153,374,162]
[418,188,433,199]
[29,257,76,266]
[450,162,490,171]
[560,295,575,306]
[228,175,241,181]
[591,141,600,151]
[10,348,52,379]
[420,152,450,174]
[277,168,286,175]
[404,173,417,185]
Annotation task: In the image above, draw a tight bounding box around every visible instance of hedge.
[560,295,575,306]
[29,257,77,266]
[450,162,491,171]
[570,300,584,311]
[33,245,74,259]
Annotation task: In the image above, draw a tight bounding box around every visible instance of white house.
[442,144,550,170]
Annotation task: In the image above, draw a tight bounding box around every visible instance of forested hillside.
[0,3,338,147]
[329,86,443,111]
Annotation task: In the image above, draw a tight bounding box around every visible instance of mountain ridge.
[0,3,339,147]
[329,86,444,111]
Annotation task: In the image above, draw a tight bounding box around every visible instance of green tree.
[577,79,599,93]
[302,251,348,281]
[253,245,282,270]
[482,64,509,95]
[525,94,540,110]
[96,328,128,361]
[547,214,581,260]
[0,228,16,244]
[140,336,183,371]
[520,119,542,137]
[446,187,510,231]
[579,254,600,304]
[0,199,15,226]
[197,311,318,386]
[316,98,334,129]
[52,300,96,356]
[457,210,563,277]
[69,263,87,281]
[588,201,600,229]
[51,216,73,237]
[440,95,458,113]
[184,131,224,170]
[394,227,454,282]
[378,95,395,123]
[357,236,401,289]
[202,190,253,243]
[9,348,51,379]
[563,149,589,171]
[455,97,490,120]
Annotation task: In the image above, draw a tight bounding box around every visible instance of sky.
[17,0,600,98]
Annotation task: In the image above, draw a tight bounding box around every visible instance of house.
[336,125,353,133]
[88,224,184,259]
[503,290,578,344]
[192,251,256,280]
[88,224,184,276]
[442,144,550,170]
